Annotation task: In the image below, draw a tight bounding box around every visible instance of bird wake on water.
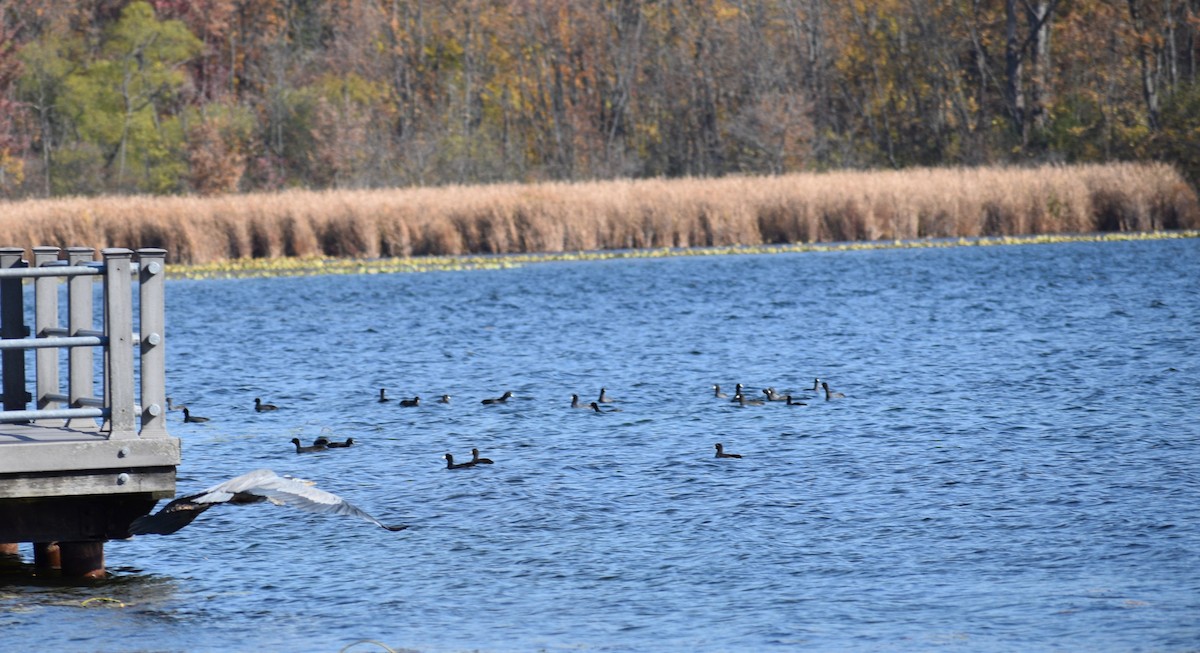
[129,469,407,535]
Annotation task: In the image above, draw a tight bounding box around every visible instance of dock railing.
[0,247,168,437]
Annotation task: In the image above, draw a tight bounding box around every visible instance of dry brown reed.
[1,163,1196,265]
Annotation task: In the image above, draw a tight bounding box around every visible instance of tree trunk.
[1025,0,1053,133]
[1004,0,1026,141]
[1127,0,1162,130]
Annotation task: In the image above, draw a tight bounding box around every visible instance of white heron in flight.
[129,469,407,535]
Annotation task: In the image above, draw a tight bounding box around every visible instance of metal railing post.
[66,247,96,427]
[33,247,62,425]
[0,248,28,414]
[102,248,136,439]
[137,249,167,437]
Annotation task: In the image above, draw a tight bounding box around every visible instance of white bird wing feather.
[188,468,284,504]
[133,469,406,534]
[183,469,401,529]
[225,469,398,528]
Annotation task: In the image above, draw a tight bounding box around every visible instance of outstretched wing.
[130,469,406,535]
[239,471,407,531]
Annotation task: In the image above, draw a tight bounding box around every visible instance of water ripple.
[4,238,1199,652]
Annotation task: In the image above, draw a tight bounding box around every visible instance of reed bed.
[1,163,1196,266]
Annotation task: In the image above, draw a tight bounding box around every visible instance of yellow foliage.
[0,150,25,190]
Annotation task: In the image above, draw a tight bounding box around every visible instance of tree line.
[0,0,1197,198]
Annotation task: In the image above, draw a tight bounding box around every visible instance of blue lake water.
[2,237,1199,652]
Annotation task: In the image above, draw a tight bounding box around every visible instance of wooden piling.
[33,542,60,570]
[58,541,104,579]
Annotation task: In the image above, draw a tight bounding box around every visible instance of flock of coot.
[170,376,848,464]
[146,377,848,535]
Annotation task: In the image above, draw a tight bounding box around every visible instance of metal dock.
[0,247,180,577]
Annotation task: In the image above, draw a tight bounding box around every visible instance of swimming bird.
[808,378,821,391]
[444,453,477,469]
[255,397,278,412]
[378,388,390,403]
[822,381,846,400]
[292,438,327,453]
[482,391,514,405]
[471,448,494,464]
[712,384,728,398]
[763,388,788,402]
[715,443,743,459]
[399,395,420,407]
[128,468,407,535]
[729,383,746,402]
[571,394,590,409]
[785,395,808,406]
[313,436,331,446]
[438,394,451,403]
[736,395,764,406]
[590,402,622,413]
[325,438,355,448]
[598,387,614,403]
[182,408,209,423]
[166,397,187,411]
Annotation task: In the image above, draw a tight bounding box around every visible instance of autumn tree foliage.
[0,0,1197,197]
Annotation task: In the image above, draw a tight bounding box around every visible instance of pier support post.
[33,542,60,570]
[58,541,104,579]
[66,247,95,428]
[102,249,136,438]
[0,248,28,414]
[137,249,167,437]
[33,247,62,424]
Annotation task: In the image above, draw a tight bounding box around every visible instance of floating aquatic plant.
[165,230,1199,280]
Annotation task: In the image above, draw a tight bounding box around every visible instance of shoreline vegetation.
[169,230,1200,280]
[2,163,1197,273]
